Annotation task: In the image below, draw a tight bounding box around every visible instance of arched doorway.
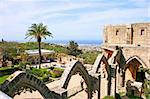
[92,54,109,74]
[92,54,109,98]
[125,56,147,82]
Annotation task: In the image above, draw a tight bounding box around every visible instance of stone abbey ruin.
[101,22,150,98]
[0,22,149,99]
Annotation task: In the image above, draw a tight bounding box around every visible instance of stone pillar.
[98,74,101,99]
[109,64,117,97]
[116,67,123,93]
[100,63,109,98]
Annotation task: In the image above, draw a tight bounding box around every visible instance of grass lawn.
[0,67,12,71]
[0,75,10,84]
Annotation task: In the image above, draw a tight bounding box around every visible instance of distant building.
[25,49,55,56]
[25,49,55,64]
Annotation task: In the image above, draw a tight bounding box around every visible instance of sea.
[17,39,102,47]
[47,40,102,47]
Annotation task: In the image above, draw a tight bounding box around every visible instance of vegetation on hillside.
[0,40,101,84]
[0,41,69,65]
[78,51,101,64]
[0,41,20,66]
[0,40,100,66]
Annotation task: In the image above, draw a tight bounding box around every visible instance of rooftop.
[25,49,55,56]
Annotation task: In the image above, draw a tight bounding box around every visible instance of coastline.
[49,40,102,51]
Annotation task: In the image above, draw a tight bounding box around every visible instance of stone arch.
[60,60,92,99]
[125,56,147,82]
[92,54,109,74]
[125,56,147,69]
[92,54,110,98]
[0,71,61,99]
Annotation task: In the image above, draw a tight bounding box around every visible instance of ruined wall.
[104,23,150,45]
[104,25,128,44]
[132,23,150,45]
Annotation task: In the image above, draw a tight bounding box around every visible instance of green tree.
[138,67,150,98]
[143,79,150,98]
[69,41,78,50]
[25,23,53,68]
[68,41,82,56]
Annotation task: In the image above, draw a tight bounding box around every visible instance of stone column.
[100,63,108,98]
[116,67,123,93]
[109,64,117,97]
[98,74,101,99]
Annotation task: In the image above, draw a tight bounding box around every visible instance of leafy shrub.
[0,75,10,84]
[103,96,115,99]
[67,41,82,56]
[48,67,54,70]
[127,95,141,99]
[27,67,63,80]
[50,68,64,78]
[53,67,64,72]
[27,68,49,77]
[0,66,20,76]
[143,79,150,98]
[42,74,49,82]
[118,92,126,97]
[19,61,31,69]
[50,70,62,78]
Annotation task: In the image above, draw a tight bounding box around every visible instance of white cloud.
[53,7,148,26]
[0,0,149,41]
[48,6,149,40]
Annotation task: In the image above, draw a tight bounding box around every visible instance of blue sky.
[0,0,149,42]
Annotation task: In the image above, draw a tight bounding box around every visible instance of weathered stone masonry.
[104,23,150,45]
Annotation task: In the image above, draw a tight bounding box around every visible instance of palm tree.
[25,23,53,68]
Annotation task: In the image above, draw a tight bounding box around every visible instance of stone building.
[24,49,55,64]
[104,23,150,45]
[100,22,150,98]
[103,22,150,70]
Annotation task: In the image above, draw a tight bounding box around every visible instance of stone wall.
[104,23,150,46]
[104,25,128,44]
[122,47,150,68]
[132,23,150,45]
[102,45,150,68]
